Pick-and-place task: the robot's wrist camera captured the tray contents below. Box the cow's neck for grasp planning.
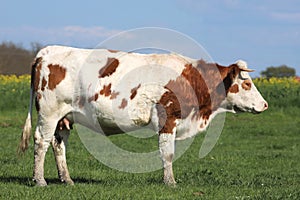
[175,100,232,140]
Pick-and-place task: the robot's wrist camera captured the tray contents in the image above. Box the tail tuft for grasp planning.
[17,114,32,155]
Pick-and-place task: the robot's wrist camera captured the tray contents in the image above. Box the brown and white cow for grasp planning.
[18,45,268,186]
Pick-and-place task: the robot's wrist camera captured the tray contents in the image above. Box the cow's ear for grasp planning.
[228,64,240,79]
[217,64,239,80]
[216,64,240,92]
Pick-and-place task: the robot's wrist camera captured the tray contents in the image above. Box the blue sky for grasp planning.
[1,0,299,76]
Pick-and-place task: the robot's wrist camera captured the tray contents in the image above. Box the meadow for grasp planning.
[0,75,299,199]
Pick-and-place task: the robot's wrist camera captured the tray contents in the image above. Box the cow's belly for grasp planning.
[74,97,155,135]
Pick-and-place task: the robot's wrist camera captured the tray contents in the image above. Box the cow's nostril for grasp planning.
[264,102,268,110]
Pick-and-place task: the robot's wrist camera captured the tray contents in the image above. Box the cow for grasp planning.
[18,45,268,186]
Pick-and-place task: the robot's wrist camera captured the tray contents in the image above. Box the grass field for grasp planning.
[0,75,300,199]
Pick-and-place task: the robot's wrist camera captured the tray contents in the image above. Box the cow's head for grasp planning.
[224,60,268,113]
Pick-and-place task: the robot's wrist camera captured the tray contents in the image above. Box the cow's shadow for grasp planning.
[0,176,104,187]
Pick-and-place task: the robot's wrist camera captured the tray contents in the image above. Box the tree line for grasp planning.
[0,41,42,75]
[261,65,296,78]
[0,41,297,77]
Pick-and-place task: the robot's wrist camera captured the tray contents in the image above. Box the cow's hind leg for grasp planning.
[51,126,74,185]
[159,133,176,185]
[33,118,57,186]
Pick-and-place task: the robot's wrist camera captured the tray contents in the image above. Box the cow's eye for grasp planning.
[242,80,252,90]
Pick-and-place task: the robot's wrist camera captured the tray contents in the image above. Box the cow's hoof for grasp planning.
[63,179,74,186]
[167,182,177,188]
[34,179,47,187]
[164,179,177,187]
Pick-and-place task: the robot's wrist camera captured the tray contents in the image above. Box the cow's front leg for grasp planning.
[159,133,176,185]
[51,128,74,185]
[33,122,56,186]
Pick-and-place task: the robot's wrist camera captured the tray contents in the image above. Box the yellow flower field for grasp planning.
[0,74,31,85]
[253,77,299,88]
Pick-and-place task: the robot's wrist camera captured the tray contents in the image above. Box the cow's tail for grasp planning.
[18,57,40,155]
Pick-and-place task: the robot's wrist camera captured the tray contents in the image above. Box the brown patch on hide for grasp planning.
[41,77,47,91]
[119,98,128,109]
[110,91,120,99]
[99,83,119,99]
[99,58,119,78]
[48,64,66,90]
[100,84,112,97]
[88,93,99,102]
[130,84,141,100]
[94,93,99,101]
[156,102,177,134]
[228,84,239,93]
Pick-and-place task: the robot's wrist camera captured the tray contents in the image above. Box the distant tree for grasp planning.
[30,42,43,56]
[0,41,43,75]
[261,65,296,78]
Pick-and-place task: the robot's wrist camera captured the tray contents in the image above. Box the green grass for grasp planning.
[0,106,299,199]
[1,77,300,199]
